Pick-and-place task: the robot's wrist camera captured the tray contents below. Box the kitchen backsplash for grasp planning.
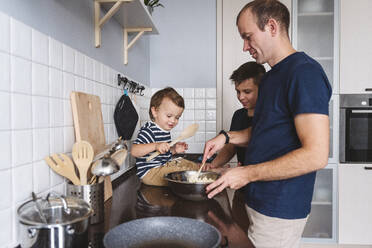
[0,12,216,247]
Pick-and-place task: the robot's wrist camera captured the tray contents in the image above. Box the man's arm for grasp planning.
[204,144,236,170]
[206,113,330,198]
[202,128,251,163]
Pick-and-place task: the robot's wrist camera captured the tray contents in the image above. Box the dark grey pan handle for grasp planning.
[364,166,372,170]
[365,88,372,91]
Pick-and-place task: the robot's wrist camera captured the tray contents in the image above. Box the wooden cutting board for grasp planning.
[70,91,112,201]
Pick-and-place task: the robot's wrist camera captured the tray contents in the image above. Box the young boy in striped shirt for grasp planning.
[131,87,199,186]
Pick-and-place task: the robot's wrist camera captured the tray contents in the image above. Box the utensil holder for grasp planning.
[66,181,104,224]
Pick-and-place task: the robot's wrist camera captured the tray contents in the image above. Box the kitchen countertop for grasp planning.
[88,165,254,248]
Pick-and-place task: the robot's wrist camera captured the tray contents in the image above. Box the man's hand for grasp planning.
[202,134,226,163]
[173,142,188,154]
[206,166,251,199]
[155,142,170,154]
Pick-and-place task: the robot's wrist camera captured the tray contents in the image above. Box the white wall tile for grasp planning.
[0,12,10,52]
[206,132,216,141]
[106,85,113,104]
[85,56,94,80]
[13,163,33,203]
[64,100,73,126]
[32,29,48,65]
[50,128,64,154]
[12,94,32,129]
[49,37,62,69]
[0,92,11,130]
[206,88,216,98]
[51,183,65,195]
[194,99,205,109]
[94,60,102,83]
[206,110,216,121]
[33,128,49,161]
[63,126,75,153]
[183,88,194,98]
[101,64,109,84]
[195,132,206,143]
[0,208,12,246]
[194,88,205,98]
[187,143,204,154]
[195,110,205,121]
[63,72,75,99]
[185,99,194,109]
[32,62,49,96]
[0,170,11,210]
[32,96,49,128]
[0,132,11,170]
[75,76,85,92]
[197,121,205,132]
[49,68,63,98]
[62,44,74,73]
[11,56,31,94]
[206,99,216,109]
[49,98,64,127]
[85,79,94,95]
[206,121,216,132]
[182,109,194,121]
[74,51,85,76]
[33,160,50,193]
[12,130,32,166]
[10,18,31,59]
[0,52,10,91]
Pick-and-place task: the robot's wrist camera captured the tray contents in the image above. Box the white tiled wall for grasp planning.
[0,12,127,247]
[0,11,217,247]
[138,88,217,153]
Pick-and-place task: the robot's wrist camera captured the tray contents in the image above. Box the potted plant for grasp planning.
[144,0,164,15]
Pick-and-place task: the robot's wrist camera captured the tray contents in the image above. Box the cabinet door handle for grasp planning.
[365,88,372,91]
[364,166,372,170]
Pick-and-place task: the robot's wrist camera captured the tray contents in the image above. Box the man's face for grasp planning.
[235,78,258,110]
[237,9,272,64]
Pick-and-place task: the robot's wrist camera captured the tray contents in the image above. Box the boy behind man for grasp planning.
[131,87,199,186]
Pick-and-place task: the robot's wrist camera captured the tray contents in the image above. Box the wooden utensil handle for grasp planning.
[146,137,182,161]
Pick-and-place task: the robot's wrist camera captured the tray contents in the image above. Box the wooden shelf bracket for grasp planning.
[94,0,133,48]
[124,27,152,64]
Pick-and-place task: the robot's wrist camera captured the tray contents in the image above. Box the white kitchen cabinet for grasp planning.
[292,0,339,94]
[302,164,337,242]
[339,164,372,245]
[339,0,372,94]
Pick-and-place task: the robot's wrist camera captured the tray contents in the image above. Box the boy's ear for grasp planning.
[150,106,157,118]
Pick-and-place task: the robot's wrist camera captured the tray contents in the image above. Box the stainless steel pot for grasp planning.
[17,193,93,248]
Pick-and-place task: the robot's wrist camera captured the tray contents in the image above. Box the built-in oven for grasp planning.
[340,94,372,163]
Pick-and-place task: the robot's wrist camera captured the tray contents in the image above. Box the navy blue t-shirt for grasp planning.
[244,52,332,219]
[229,108,252,164]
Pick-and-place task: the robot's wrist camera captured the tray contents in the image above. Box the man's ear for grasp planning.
[266,18,279,37]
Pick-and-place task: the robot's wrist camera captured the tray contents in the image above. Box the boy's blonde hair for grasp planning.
[149,87,184,121]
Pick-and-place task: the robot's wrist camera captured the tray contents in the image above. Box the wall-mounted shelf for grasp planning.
[94,0,159,64]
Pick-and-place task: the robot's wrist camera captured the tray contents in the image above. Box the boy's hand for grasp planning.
[173,142,188,154]
[155,142,170,154]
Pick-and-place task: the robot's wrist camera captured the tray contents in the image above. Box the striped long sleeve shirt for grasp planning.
[133,121,172,178]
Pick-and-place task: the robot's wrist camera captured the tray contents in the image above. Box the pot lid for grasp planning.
[17,193,92,226]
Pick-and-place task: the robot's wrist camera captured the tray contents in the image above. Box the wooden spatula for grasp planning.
[44,153,80,185]
[146,123,199,161]
[72,141,94,185]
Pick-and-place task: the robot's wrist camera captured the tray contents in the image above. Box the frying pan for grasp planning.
[103,216,221,248]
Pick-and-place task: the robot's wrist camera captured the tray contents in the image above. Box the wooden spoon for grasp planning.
[44,153,80,185]
[146,123,199,161]
[72,141,94,185]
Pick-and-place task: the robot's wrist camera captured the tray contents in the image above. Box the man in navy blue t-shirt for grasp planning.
[203,1,332,247]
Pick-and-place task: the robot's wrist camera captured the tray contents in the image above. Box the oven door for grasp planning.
[341,109,372,162]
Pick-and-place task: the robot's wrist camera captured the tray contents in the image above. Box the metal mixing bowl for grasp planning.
[164,171,219,201]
